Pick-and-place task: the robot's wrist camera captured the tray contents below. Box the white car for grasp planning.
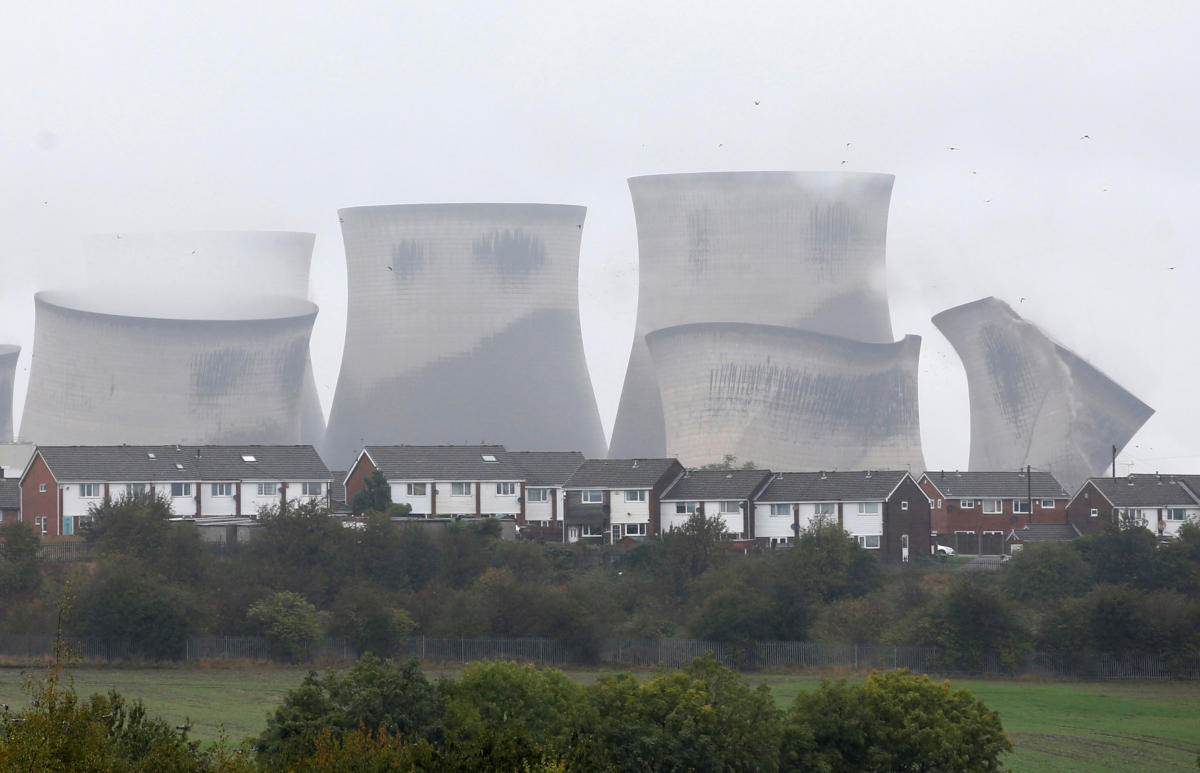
[934,544,955,556]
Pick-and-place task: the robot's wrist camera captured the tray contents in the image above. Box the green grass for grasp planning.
[3,665,1198,771]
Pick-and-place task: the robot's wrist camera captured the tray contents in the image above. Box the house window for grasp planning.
[256,483,278,497]
[901,501,909,510]
[38,483,47,493]
[1013,500,1031,514]
[983,499,1002,514]
[857,535,881,549]
[451,482,472,496]
[582,524,603,537]
[1167,508,1190,521]
[406,483,427,496]
[34,516,47,535]
[496,482,517,496]
[625,490,647,502]
[857,502,880,515]
[567,526,580,540]
[1125,508,1140,520]
[126,484,146,496]
[302,482,323,496]
[719,501,740,513]
[171,483,192,497]
[814,503,835,516]
[675,501,699,515]
[770,536,792,547]
[79,483,102,498]
[936,499,943,508]
[960,499,974,509]
[1041,499,1055,509]
[527,488,548,502]
[770,504,792,516]
[582,490,603,504]
[625,522,647,536]
[211,483,233,497]
[1090,508,1099,517]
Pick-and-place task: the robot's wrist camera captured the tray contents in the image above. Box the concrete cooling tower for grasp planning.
[0,345,17,443]
[21,292,318,446]
[609,171,897,458]
[75,231,325,443]
[932,297,1153,492]
[645,323,924,472]
[322,204,607,467]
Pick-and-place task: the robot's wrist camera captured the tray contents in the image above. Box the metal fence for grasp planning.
[37,542,93,562]
[0,633,1195,680]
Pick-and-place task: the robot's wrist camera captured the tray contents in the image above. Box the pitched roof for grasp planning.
[32,445,330,483]
[1083,475,1200,508]
[0,479,19,510]
[660,469,773,501]
[757,470,909,502]
[507,451,586,487]
[364,445,523,480]
[329,471,348,506]
[920,471,1068,498]
[1009,523,1081,542]
[564,458,682,489]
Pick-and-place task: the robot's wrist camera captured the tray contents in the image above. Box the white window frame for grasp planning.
[496,482,517,496]
[857,502,880,515]
[38,483,47,493]
[1040,499,1055,509]
[171,482,192,498]
[813,502,835,516]
[79,483,102,498]
[719,501,740,514]
[900,500,909,510]
[302,482,323,496]
[770,503,792,516]
[34,516,48,535]
[936,499,943,508]
[581,489,603,504]
[1090,508,1099,517]
[1167,508,1189,521]
[256,482,278,497]
[126,483,147,496]
[451,482,472,497]
[625,522,647,536]
[675,501,699,515]
[982,499,1002,514]
[858,535,881,549]
[406,483,427,496]
[960,499,974,509]
[1012,499,1031,514]
[526,488,549,502]
[211,483,233,497]
[625,490,647,502]
[581,523,603,537]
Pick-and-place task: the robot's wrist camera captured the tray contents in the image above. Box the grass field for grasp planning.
[2,664,1197,771]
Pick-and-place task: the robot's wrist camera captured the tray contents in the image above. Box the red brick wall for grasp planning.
[1067,481,1112,535]
[20,453,60,537]
[883,476,931,562]
[921,476,1068,540]
[342,453,377,510]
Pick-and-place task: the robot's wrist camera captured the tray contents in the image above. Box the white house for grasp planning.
[658,469,774,539]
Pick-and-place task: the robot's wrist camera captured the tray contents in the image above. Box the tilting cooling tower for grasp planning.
[21,292,318,445]
[932,297,1153,491]
[76,231,326,443]
[322,204,607,467]
[646,323,924,472]
[610,171,897,458]
[0,345,17,443]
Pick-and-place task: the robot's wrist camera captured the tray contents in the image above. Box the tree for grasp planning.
[248,499,354,604]
[904,577,1031,672]
[69,565,199,660]
[782,670,1011,772]
[1003,540,1093,601]
[256,654,442,767]
[247,591,321,662]
[327,582,416,656]
[443,661,583,753]
[660,512,731,594]
[351,470,392,516]
[0,521,43,596]
[83,490,208,585]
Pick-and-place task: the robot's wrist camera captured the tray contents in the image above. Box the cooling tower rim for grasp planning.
[337,203,587,220]
[34,290,318,323]
[645,322,920,351]
[0,344,19,357]
[627,170,896,186]
[930,296,1015,329]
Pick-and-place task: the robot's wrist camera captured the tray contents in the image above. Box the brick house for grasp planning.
[0,476,18,525]
[918,470,1070,555]
[1067,474,1200,538]
[561,458,685,543]
[753,470,931,562]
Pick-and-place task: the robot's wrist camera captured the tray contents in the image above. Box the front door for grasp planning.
[611,524,622,543]
[901,534,909,562]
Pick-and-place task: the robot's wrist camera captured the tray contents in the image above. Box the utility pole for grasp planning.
[1112,445,1117,482]
[1026,464,1033,525]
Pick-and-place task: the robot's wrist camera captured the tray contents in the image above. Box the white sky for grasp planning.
[2,0,1197,475]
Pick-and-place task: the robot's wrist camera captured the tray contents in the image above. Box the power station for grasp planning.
[0,345,18,443]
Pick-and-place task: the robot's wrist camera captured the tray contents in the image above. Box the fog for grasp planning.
[2,0,1197,474]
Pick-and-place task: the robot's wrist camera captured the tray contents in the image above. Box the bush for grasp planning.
[782,670,1011,772]
[327,583,416,656]
[69,565,198,660]
[247,590,321,662]
[0,521,43,596]
[903,578,1031,672]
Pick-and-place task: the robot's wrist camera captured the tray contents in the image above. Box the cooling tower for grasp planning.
[322,204,607,467]
[932,297,1154,492]
[0,345,17,443]
[21,292,318,445]
[610,171,897,458]
[645,323,924,472]
[74,231,326,443]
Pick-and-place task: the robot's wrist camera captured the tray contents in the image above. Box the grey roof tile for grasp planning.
[364,445,523,481]
[1010,523,1081,541]
[757,470,909,502]
[0,479,19,510]
[34,445,330,483]
[507,451,586,487]
[564,458,683,489]
[1085,475,1200,507]
[920,471,1068,498]
[660,469,773,501]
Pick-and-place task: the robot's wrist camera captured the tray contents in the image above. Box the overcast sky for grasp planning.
[2,0,1198,475]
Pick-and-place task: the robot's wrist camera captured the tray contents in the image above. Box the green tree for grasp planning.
[904,577,1031,672]
[782,670,1011,772]
[247,590,321,662]
[68,565,198,660]
[660,512,731,594]
[256,654,442,767]
[1077,527,1164,590]
[249,498,353,604]
[1003,540,1093,601]
[351,470,392,516]
[0,521,43,596]
[443,661,583,754]
[83,490,208,585]
[327,582,416,656]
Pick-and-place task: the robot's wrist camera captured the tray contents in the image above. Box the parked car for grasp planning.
[934,543,955,556]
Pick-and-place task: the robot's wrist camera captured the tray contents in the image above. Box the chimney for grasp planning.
[819,471,827,480]
[632,460,639,469]
[865,470,872,479]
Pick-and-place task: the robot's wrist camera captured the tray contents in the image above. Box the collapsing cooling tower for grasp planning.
[645,323,925,472]
[77,231,326,444]
[0,345,18,443]
[610,171,897,458]
[932,297,1154,492]
[322,204,607,467]
[20,292,318,445]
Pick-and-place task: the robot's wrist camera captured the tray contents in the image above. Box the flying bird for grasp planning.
[946,146,960,151]
[754,100,760,105]
[970,171,977,175]
[1020,297,1026,303]
[385,265,393,271]
[841,160,847,165]
[984,199,991,203]
[1080,135,1091,140]
[845,142,852,149]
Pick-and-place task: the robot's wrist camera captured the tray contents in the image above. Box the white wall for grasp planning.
[480,480,521,516]
[390,480,433,515]
[524,488,557,523]
[843,501,883,539]
[1163,509,1200,537]
[610,488,651,525]
[753,503,795,540]
[200,482,239,516]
